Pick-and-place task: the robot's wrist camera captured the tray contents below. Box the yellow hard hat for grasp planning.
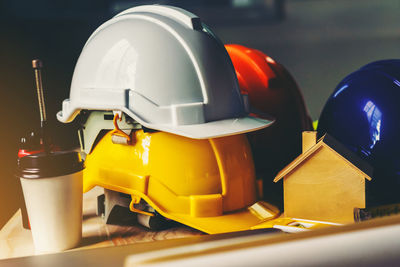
[84,129,279,234]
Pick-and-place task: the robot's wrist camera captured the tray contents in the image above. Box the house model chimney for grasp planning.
[302,131,317,153]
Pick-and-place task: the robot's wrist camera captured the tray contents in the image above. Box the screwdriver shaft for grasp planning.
[32,59,47,125]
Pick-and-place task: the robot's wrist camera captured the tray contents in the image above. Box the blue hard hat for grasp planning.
[317,60,400,207]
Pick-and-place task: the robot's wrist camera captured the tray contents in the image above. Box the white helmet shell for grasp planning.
[57,5,274,139]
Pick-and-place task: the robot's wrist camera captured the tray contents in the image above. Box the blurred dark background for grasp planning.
[1,0,400,228]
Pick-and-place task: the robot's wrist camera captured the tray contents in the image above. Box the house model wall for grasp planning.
[274,131,373,223]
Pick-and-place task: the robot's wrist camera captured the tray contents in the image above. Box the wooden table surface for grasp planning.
[0,187,202,260]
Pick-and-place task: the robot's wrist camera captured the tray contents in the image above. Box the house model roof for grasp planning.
[274,134,373,182]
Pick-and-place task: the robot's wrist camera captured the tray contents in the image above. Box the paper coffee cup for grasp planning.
[17,151,84,253]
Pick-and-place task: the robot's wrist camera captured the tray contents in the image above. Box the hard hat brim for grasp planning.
[58,101,274,139]
[124,110,275,139]
[166,204,279,234]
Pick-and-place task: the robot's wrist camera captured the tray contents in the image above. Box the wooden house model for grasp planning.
[274,131,373,223]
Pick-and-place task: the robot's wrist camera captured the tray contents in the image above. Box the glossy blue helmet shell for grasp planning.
[318,60,400,206]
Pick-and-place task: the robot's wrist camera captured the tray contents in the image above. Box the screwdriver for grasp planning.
[32,59,49,153]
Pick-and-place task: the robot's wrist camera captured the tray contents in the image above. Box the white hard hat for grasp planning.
[57,5,274,139]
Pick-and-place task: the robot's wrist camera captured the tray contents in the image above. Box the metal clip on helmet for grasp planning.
[318,60,400,207]
[58,6,277,234]
[225,44,313,209]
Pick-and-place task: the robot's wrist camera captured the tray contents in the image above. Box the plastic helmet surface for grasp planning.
[317,60,400,206]
[84,128,279,234]
[225,44,313,208]
[57,5,273,139]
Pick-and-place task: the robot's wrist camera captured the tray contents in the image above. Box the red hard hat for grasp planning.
[226,44,313,208]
